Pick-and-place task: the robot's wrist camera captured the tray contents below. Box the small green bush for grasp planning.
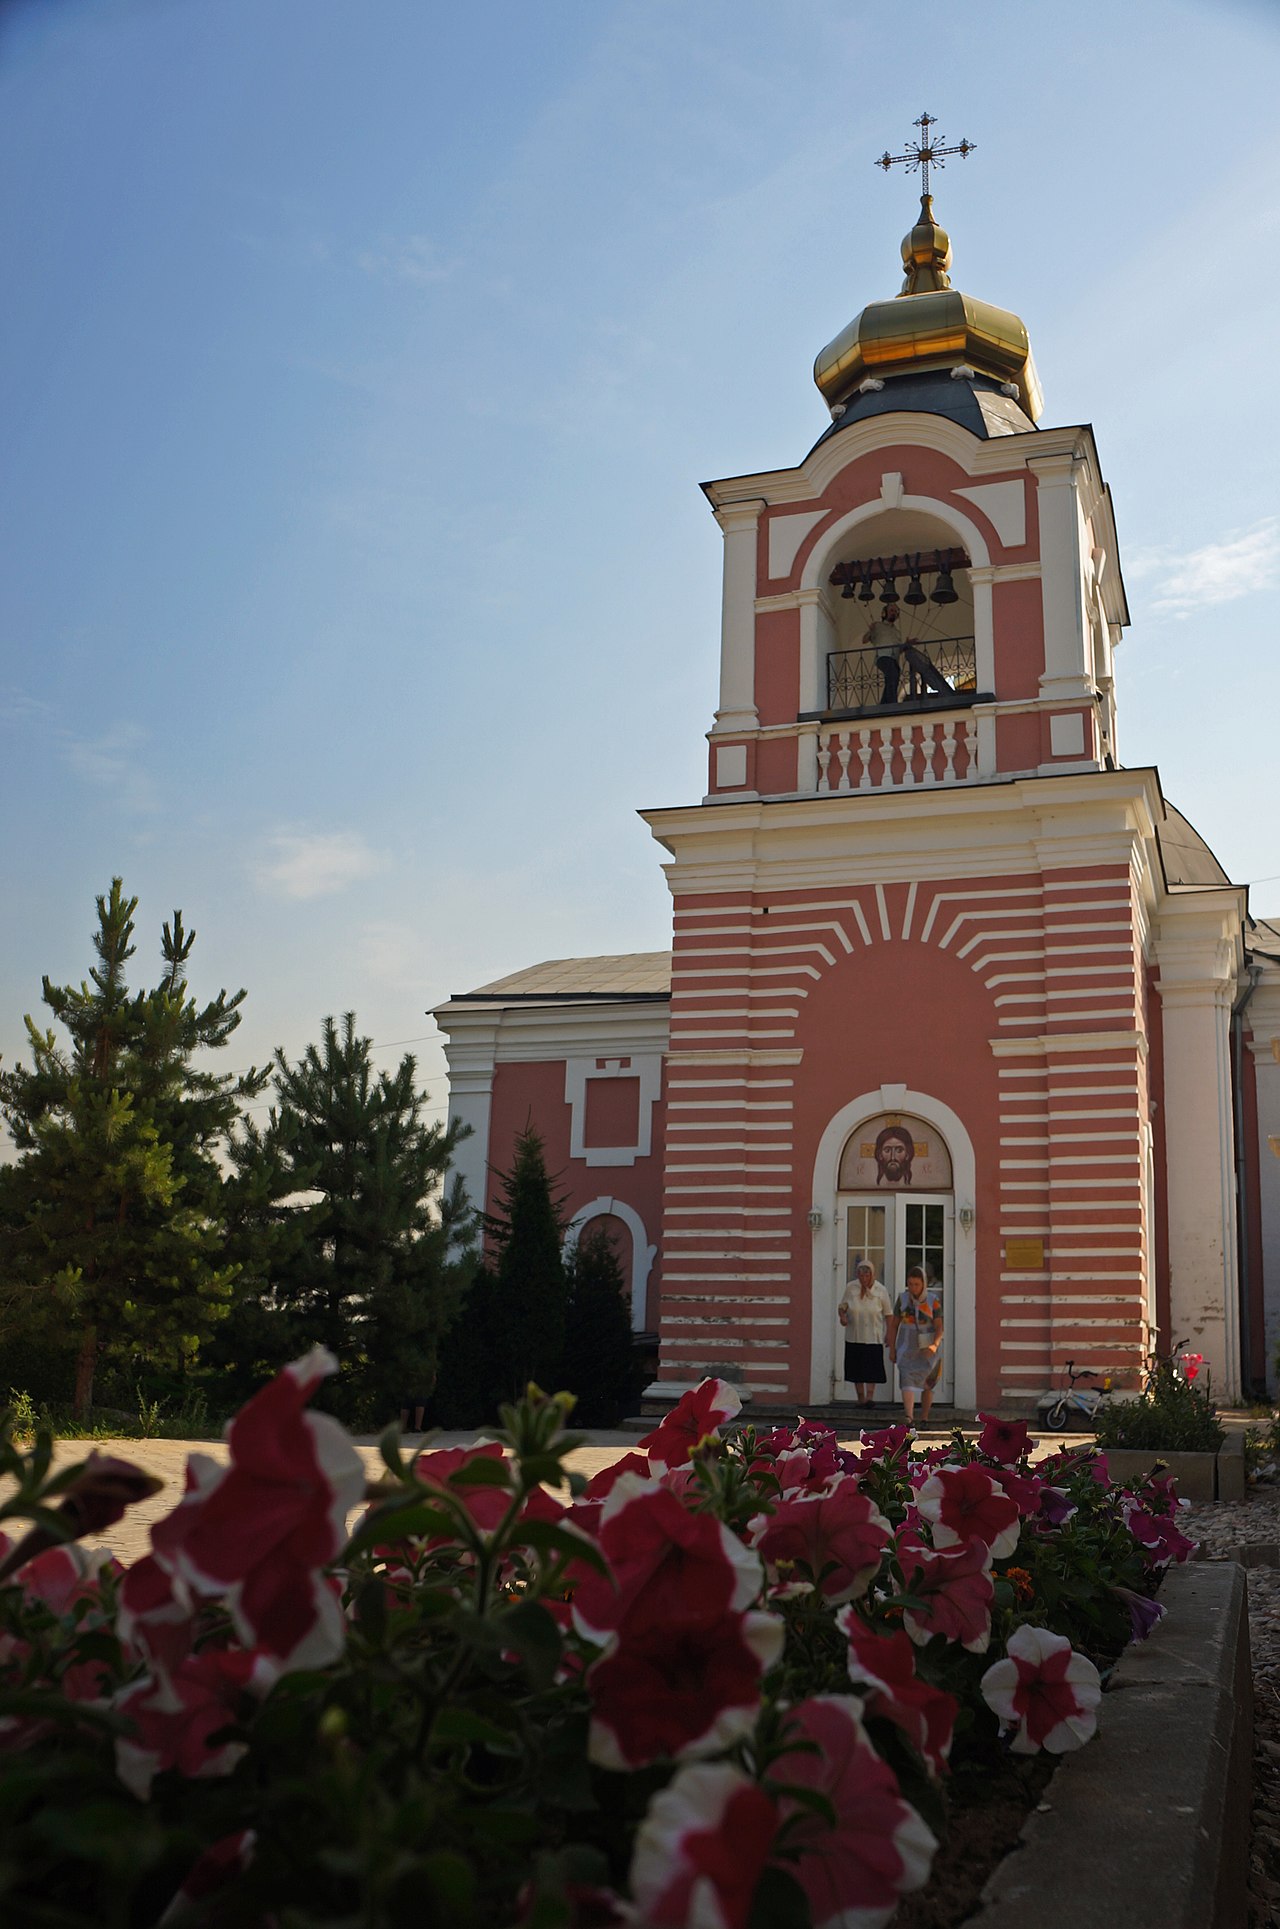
[1093,1361,1225,1453]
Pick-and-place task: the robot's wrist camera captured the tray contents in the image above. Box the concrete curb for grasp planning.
[1099,1436,1245,1502]
[971,1563,1252,1929]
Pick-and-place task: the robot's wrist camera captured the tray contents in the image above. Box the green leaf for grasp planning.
[449,1457,514,1490]
[430,1705,522,1749]
[420,1849,478,1918]
[508,1519,608,1573]
[495,1599,563,1691]
[748,1865,813,1929]
[769,1781,837,1829]
[379,1425,408,1479]
[344,1499,461,1556]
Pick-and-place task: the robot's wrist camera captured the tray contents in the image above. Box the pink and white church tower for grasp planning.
[435,172,1280,1412]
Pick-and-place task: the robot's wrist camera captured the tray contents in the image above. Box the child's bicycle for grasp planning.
[1037,1361,1112,1431]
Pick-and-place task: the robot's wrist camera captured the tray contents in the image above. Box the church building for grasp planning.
[434,133,1280,1413]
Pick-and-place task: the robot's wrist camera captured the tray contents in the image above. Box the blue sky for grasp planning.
[2,0,1278,1126]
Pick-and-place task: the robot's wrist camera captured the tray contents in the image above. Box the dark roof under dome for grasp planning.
[808,368,1037,457]
[1157,804,1232,888]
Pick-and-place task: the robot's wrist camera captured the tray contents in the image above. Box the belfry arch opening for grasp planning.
[820,508,977,716]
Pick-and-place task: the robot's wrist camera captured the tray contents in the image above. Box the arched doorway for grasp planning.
[837,1113,954,1412]
[563,1196,657,1334]
[809,1089,976,1408]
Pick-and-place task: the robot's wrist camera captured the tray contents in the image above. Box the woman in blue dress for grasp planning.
[888,1264,944,1425]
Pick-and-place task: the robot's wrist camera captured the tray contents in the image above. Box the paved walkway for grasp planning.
[1,1430,645,1568]
[5,1420,1097,1567]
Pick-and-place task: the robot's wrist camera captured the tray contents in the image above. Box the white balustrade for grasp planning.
[814,710,978,795]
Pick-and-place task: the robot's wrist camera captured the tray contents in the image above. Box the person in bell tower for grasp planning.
[866,604,952,705]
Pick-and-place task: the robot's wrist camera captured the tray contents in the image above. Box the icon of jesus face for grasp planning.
[874,1125,914,1187]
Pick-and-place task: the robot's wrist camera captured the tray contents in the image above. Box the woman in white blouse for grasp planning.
[837,1259,894,1406]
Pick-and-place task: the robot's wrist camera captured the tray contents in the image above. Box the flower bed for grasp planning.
[0,1358,1196,1927]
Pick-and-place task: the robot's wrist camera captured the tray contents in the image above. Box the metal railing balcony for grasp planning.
[826,635,978,713]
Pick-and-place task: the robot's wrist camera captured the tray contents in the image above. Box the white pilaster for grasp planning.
[795,587,829,714]
[1249,974,1280,1395]
[433,1013,501,1216]
[1027,451,1094,703]
[712,500,764,734]
[1154,900,1245,1399]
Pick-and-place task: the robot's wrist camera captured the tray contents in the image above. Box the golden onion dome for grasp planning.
[814,193,1043,422]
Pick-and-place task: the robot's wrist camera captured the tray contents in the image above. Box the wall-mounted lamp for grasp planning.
[957,1204,976,1233]
[807,1208,824,1229]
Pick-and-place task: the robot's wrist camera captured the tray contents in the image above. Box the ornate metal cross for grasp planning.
[875,112,975,195]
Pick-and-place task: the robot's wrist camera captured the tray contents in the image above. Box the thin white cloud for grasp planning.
[2,696,157,811]
[253,829,389,901]
[0,691,57,728]
[355,234,453,287]
[1132,518,1280,618]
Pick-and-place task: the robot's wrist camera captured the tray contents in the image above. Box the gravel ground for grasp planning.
[1186,1478,1280,1929]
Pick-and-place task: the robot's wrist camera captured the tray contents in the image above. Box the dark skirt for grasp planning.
[844,1341,887,1384]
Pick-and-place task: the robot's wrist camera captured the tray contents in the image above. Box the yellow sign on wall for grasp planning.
[1005,1238,1045,1270]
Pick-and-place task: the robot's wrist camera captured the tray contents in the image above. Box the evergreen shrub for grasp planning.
[1092,1360,1225,1454]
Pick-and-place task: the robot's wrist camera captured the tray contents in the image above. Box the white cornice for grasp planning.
[668,1049,806,1066]
[967,562,1043,585]
[435,1000,670,1068]
[989,1030,1148,1059]
[702,418,1097,514]
[641,771,1167,897]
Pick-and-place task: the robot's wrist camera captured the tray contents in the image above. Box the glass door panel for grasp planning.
[899,1197,952,1403]
[837,1201,890,1410]
[844,1203,887,1287]
[837,1193,954,1408]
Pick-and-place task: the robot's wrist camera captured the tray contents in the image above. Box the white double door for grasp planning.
[838,1193,953,1406]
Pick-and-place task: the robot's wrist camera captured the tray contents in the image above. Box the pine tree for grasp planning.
[224,1014,475,1427]
[559,1226,647,1426]
[483,1124,569,1405]
[0,879,268,1416]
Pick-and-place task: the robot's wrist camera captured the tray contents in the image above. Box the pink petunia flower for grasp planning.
[412,1440,512,1534]
[1123,1505,1198,1568]
[586,1609,782,1769]
[638,1379,741,1471]
[980,1623,1102,1753]
[114,1648,274,1798]
[975,1414,1034,1465]
[989,1465,1045,1518]
[770,1696,937,1928]
[749,1484,891,1604]
[630,1763,780,1929]
[9,1542,117,1617]
[151,1346,366,1672]
[117,1555,196,1678]
[915,1465,1020,1560]
[899,1534,995,1653]
[572,1476,762,1643]
[158,1829,257,1925]
[836,1611,958,1777]
[564,1452,654,1541]
[856,1423,914,1459]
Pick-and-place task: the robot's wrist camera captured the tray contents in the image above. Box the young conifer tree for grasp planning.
[559,1225,647,1426]
[225,1013,474,1427]
[0,879,268,1416]
[482,1123,569,1404]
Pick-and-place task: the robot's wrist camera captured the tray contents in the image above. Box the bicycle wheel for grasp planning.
[1045,1400,1069,1430]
